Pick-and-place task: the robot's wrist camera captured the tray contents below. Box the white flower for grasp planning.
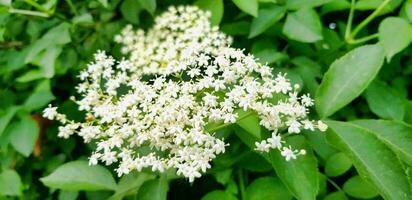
[317,120,328,132]
[267,133,282,149]
[281,147,297,161]
[43,104,58,120]
[255,140,270,152]
[44,5,325,183]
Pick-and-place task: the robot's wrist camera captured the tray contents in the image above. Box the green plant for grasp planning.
[0,0,412,199]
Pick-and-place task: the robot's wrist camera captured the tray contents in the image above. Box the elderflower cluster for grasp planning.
[114,6,232,76]
[43,5,326,182]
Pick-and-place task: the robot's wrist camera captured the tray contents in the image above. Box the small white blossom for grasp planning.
[43,104,58,120]
[44,5,325,183]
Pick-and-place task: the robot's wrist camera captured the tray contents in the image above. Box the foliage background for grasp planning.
[1,0,412,199]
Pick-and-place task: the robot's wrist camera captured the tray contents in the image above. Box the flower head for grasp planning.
[44,5,326,182]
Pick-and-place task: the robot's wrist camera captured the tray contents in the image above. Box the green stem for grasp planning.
[24,0,52,16]
[206,111,254,133]
[347,33,379,44]
[64,0,78,15]
[8,8,49,17]
[327,178,343,192]
[348,0,391,41]
[345,0,356,40]
[237,169,246,200]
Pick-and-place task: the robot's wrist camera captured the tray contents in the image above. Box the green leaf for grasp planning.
[202,190,237,200]
[232,0,258,17]
[286,0,333,10]
[108,172,155,200]
[326,120,412,199]
[138,0,156,15]
[0,170,22,196]
[58,191,79,200]
[233,125,259,149]
[282,8,323,43]
[120,0,142,24]
[269,135,318,200]
[40,160,117,191]
[236,109,261,140]
[251,39,288,64]
[195,0,224,25]
[136,177,169,200]
[291,57,322,95]
[221,21,251,36]
[378,17,412,61]
[352,120,412,166]
[324,153,352,177]
[304,130,337,161]
[365,80,405,120]
[23,80,55,111]
[315,44,385,118]
[324,191,348,200]
[321,0,351,15]
[405,100,412,124]
[401,0,412,22]
[246,176,293,200]
[249,5,285,38]
[16,70,45,83]
[343,175,378,199]
[25,23,71,78]
[235,151,272,172]
[356,0,403,14]
[0,106,17,137]
[9,116,39,157]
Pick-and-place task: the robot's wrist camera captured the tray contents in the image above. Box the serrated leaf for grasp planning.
[40,160,117,191]
[246,176,293,200]
[196,0,224,25]
[232,0,258,17]
[315,44,385,118]
[269,135,318,200]
[378,17,412,61]
[343,175,378,199]
[352,120,412,166]
[326,120,412,199]
[282,8,323,43]
[249,5,285,38]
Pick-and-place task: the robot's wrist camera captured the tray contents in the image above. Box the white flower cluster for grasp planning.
[43,5,326,182]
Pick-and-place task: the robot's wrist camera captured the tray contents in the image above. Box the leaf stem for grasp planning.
[206,111,254,133]
[347,0,391,42]
[23,0,52,16]
[345,0,356,40]
[347,33,379,44]
[327,178,343,192]
[8,8,49,17]
[237,169,246,200]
